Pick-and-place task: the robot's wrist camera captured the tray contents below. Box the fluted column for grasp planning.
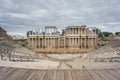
[46,38,47,47]
[66,38,69,48]
[49,38,50,47]
[33,38,35,47]
[90,38,92,47]
[51,38,53,47]
[73,38,75,47]
[91,38,92,47]
[30,38,32,47]
[68,38,69,48]
[27,36,29,46]
[31,38,32,47]
[34,37,36,48]
[42,38,43,48]
[71,38,73,48]
[47,38,49,47]
[78,38,79,48]
[53,38,54,47]
[54,38,55,47]
[75,38,76,47]
[76,38,78,47]
[51,38,52,47]
[74,38,75,47]
[71,38,73,47]
[36,37,37,49]
[69,38,71,48]
[31,38,33,47]
[73,38,75,48]
[58,37,60,48]
[88,38,89,48]
[75,38,77,47]
[78,27,80,35]
[36,36,38,48]
[70,38,71,48]
[33,37,34,48]
[78,38,80,48]
[55,38,57,48]
[92,38,93,47]
[85,38,86,48]
[64,37,66,48]
[45,38,46,48]
[28,37,30,47]
[73,38,74,47]
[50,38,51,47]
[95,38,97,47]
[75,28,77,34]
[74,28,75,34]
[38,37,40,48]
[81,38,82,48]
[71,28,73,34]
[47,38,48,48]
[73,28,75,34]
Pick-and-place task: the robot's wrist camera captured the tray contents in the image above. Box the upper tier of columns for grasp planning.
[66,27,87,35]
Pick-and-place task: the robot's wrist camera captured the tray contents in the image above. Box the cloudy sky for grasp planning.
[0,0,120,36]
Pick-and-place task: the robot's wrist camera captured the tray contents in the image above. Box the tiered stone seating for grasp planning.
[0,41,37,62]
[85,39,120,62]
[0,43,13,60]
[1,39,120,62]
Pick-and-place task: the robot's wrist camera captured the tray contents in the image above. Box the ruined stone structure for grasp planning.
[0,27,13,42]
[27,25,97,53]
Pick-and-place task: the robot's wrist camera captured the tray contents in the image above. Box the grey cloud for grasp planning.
[0,0,120,36]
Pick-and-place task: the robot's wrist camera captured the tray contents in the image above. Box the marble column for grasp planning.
[90,38,91,48]
[45,38,46,48]
[50,38,51,46]
[69,38,71,48]
[58,37,60,48]
[77,38,78,47]
[85,38,86,48]
[38,37,40,48]
[71,38,73,48]
[64,37,66,48]
[71,28,73,34]
[73,38,75,47]
[75,38,77,47]
[78,38,79,47]
[88,38,89,48]
[81,38,82,48]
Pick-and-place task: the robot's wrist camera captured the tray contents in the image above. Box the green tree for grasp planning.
[26,31,34,36]
[93,28,103,38]
[61,29,65,36]
[102,32,113,37]
[115,32,120,36]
